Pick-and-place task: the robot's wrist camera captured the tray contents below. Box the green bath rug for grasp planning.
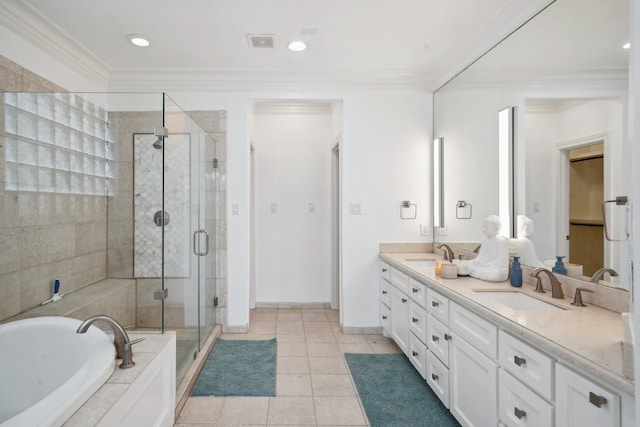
[192,338,277,397]
[345,353,460,427]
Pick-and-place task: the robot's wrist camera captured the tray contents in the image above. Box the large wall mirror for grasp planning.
[433,0,631,290]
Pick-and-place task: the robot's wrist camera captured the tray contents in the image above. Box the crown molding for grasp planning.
[0,1,110,88]
[107,68,435,93]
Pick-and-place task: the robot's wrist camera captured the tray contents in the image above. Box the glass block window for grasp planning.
[3,93,114,195]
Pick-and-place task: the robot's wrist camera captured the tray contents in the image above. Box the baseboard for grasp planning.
[255,302,331,309]
[341,326,383,335]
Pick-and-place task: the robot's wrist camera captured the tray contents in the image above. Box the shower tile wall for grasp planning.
[0,56,108,322]
[0,55,228,332]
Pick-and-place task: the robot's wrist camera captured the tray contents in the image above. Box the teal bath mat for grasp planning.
[345,353,460,427]
[192,338,277,396]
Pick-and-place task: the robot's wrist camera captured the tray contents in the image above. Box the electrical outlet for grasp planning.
[350,202,362,215]
[420,224,430,235]
[438,225,447,236]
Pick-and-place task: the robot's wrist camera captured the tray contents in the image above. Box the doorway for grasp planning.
[567,142,604,276]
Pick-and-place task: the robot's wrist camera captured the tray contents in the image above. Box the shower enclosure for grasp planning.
[0,91,219,388]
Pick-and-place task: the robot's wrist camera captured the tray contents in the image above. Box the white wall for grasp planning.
[252,107,334,303]
[124,89,433,330]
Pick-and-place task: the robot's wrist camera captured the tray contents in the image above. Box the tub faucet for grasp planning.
[590,267,618,283]
[76,315,141,369]
[531,268,564,299]
[438,244,455,261]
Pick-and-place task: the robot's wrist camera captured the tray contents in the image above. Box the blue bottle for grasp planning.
[510,256,522,287]
[552,256,567,275]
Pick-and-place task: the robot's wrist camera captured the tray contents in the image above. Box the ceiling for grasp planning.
[1,0,554,91]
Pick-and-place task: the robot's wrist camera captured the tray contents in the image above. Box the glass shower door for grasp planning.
[163,96,216,387]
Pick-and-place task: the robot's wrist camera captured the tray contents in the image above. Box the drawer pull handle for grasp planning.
[444,333,452,341]
[382,315,387,320]
[402,298,408,303]
[382,268,388,272]
[382,290,388,294]
[589,392,607,408]
[432,335,439,342]
[412,317,419,323]
[514,355,526,366]
[412,350,419,357]
[431,301,439,307]
[514,407,526,419]
[431,373,439,381]
[412,288,419,293]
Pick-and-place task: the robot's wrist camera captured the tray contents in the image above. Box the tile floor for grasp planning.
[174,307,401,426]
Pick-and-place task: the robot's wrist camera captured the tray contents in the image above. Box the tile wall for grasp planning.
[0,55,228,331]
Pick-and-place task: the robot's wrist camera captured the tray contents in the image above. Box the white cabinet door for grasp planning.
[390,285,410,354]
[450,333,498,427]
[556,364,620,427]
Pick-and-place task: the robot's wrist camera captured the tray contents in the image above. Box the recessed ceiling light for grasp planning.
[287,41,307,52]
[128,35,150,47]
[623,42,631,49]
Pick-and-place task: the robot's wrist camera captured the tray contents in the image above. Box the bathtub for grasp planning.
[0,316,116,427]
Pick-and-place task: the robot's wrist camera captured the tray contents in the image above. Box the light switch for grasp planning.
[350,202,362,215]
[308,202,316,213]
[271,202,278,213]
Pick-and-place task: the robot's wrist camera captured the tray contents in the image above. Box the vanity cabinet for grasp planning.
[378,256,634,427]
[556,363,621,427]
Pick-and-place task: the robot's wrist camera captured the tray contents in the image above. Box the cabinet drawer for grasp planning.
[499,369,554,427]
[409,332,427,379]
[380,261,391,281]
[409,300,427,344]
[389,266,409,294]
[426,288,449,324]
[427,350,450,408]
[499,331,554,401]
[380,303,390,337]
[427,314,450,367]
[380,278,391,307]
[408,277,427,308]
[450,302,497,359]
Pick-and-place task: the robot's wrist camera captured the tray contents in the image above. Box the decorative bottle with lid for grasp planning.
[552,256,567,275]
[510,256,522,287]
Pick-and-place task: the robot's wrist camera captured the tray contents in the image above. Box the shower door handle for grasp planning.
[193,229,210,256]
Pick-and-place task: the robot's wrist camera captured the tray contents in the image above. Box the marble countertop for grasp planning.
[379,251,634,395]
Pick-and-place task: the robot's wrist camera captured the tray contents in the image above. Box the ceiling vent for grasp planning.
[246,34,275,48]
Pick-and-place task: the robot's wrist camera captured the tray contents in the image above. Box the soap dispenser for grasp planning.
[510,256,522,287]
[552,256,567,275]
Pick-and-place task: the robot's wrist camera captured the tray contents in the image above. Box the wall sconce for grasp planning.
[433,137,444,228]
[498,107,515,238]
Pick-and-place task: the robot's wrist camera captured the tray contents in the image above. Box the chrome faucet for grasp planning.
[531,268,564,299]
[590,267,618,284]
[438,244,455,261]
[76,314,142,369]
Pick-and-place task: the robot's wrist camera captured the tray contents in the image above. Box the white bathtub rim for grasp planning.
[0,316,116,427]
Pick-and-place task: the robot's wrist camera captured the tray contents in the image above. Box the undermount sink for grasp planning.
[473,290,565,311]
[404,259,436,268]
